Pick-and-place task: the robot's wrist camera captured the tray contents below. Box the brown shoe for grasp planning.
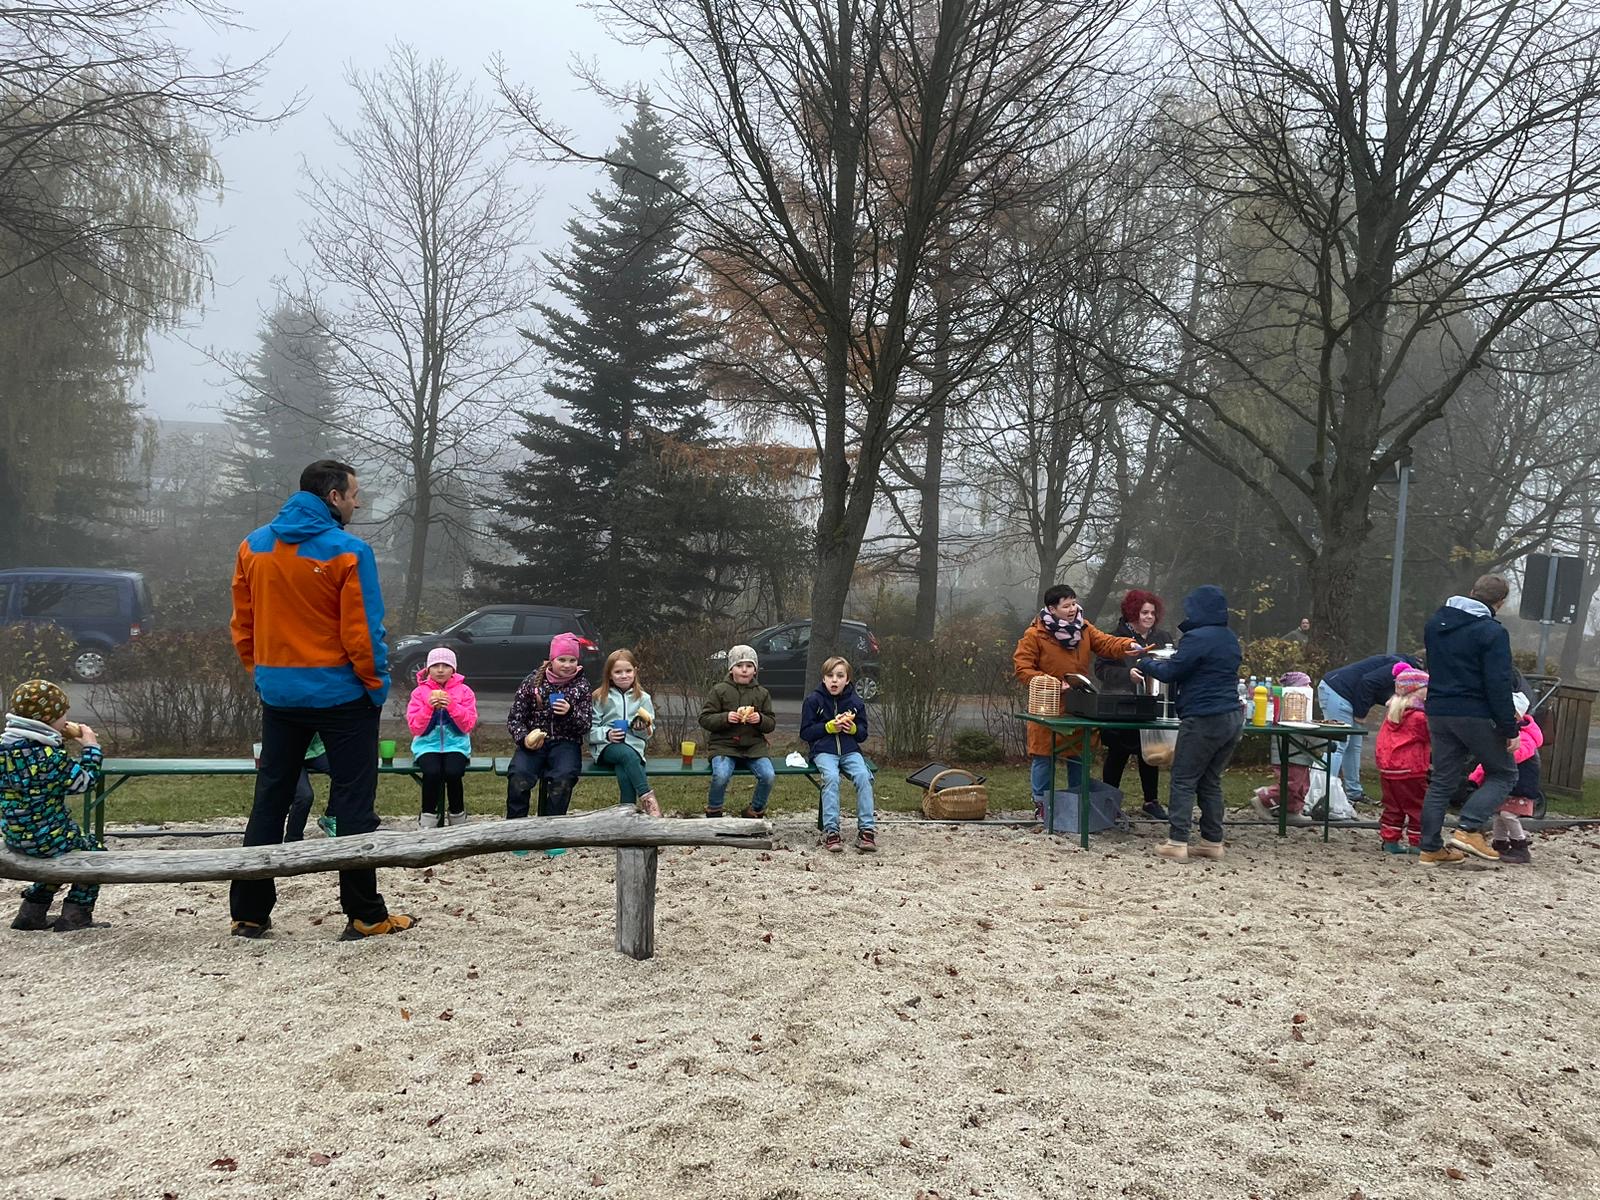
[1449,830,1501,861]
[1154,840,1188,861]
[1190,839,1225,860]
[1419,846,1467,866]
[338,913,417,941]
[740,805,766,820]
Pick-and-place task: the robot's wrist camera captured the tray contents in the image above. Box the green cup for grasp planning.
[379,738,397,765]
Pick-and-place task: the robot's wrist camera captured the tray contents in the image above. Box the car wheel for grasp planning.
[856,673,880,701]
[72,646,109,682]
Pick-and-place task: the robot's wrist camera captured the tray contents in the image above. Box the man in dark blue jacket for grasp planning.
[1317,652,1421,803]
[1418,574,1519,865]
[1138,586,1242,862]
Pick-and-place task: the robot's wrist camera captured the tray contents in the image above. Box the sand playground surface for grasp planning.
[3,816,1600,1200]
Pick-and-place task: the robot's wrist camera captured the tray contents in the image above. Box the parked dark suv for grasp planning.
[0,568,153,681]
[719,619,881,698]
[390,605,604,689]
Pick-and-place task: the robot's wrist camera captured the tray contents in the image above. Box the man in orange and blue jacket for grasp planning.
[228,459,415,942]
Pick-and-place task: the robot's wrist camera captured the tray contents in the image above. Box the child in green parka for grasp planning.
[698,644,777,818]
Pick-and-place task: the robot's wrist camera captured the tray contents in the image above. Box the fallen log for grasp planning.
[0,809,769,884]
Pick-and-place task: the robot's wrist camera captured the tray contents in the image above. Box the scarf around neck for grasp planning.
[1039,608,1085,650]
[1,713,64,748]
[543,660,581,689]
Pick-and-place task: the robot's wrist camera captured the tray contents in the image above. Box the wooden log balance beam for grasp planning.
[0,810,773,960]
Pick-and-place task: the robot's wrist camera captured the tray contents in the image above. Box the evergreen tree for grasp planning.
[491,97,732,640]
[221,304,345,525]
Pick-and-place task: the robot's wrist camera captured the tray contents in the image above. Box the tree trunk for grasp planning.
[402,460,432,633]
[912,277,952,640]
[1083,522,1129,628]
[913,399,946,640]
[1306,537,1365,663]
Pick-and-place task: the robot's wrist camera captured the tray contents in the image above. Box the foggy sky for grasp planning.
[140,0,664,421]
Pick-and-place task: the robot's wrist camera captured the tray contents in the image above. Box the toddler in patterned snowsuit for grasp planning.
[2,679,105,931]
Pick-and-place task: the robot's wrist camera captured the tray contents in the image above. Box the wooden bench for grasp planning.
[82,756,500,841]
[500,754,877,828]
[0,809,770,960]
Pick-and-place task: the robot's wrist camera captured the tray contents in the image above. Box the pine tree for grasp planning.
[221,304,345,525]
[491,97,732,640]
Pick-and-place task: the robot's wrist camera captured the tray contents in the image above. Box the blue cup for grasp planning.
[549,692,565,708]
[611,719,629,733]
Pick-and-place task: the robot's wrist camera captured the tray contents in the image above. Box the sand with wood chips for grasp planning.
[3,818,1600,1199]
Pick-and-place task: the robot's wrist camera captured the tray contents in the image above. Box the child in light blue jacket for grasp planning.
[587,649,660,817]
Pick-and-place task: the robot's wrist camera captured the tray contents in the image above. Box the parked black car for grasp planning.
[390,606,604,689]
[716,619,881,699]
[0,567,154,681]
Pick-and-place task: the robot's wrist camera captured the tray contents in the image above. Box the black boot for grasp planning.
[11,898,52,931]
[52,901,107,931]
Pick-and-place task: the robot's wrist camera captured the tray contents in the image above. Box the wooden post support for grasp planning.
[614,847,659,961]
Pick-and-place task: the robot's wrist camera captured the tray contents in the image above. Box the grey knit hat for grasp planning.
[727,644,758,671]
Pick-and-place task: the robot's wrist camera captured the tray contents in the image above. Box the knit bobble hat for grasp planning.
[727,644,758,671]
[1393,667,1429,696]
[9,678,69,725]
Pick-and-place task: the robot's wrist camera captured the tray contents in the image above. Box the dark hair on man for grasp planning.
[1470,573,1510,606]
[300,460,356,499]
[1042,585,1077,607]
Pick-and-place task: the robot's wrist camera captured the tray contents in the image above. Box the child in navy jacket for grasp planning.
[799,657,876,853]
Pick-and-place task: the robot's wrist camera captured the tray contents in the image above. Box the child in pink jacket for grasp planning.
[1471,692,1542,865]
[405,647,479,829]
[1374,665,1430,854]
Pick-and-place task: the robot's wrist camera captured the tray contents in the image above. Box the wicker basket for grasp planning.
[921,768,989,820]
[1027,675,1062,717]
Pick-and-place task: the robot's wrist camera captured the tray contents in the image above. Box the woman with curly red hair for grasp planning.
[1095,589,1175,821]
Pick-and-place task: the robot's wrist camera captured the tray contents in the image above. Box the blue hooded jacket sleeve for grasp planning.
[1137,586,1241,718]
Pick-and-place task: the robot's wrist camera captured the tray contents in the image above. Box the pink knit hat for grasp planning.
[1394,667,1429,696]
[550,632,582,660]
[426,646,456,670]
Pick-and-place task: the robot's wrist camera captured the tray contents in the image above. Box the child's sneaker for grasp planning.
[1381,840,1407,856]
[857,829,877,853]
[1249,788,1275,820]
[704,807,725,818]
[316,815,338,838]
[1500,839,1532,865]
[823,830,844,853]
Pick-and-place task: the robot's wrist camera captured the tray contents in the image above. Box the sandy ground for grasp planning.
[3,816,1600,1200]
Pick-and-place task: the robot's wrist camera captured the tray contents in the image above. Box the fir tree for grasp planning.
[221,304,344,525]
[491,97,731,640]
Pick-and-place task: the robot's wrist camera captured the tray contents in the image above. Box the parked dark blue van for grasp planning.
[0,568,153,681]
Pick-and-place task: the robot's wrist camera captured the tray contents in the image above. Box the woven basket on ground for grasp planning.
[921,768,989,820]
[1027,675,1062,717]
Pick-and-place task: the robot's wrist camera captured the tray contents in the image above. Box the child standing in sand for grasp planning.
[2,679,106,931]
[1375,665,1430,854]
[1471,692,1542,866]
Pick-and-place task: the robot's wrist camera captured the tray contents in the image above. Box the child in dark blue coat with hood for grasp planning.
[1136,585,1243,862]
[799,656,876,853]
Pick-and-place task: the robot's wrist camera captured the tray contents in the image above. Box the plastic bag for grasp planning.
[1140,726,1177,768]
[1304,769,1357,821]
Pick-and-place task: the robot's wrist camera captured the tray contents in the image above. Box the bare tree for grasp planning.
[295,44,535,631]
[1101,0,1600,656]
[0,1,280,308]
[502,0,1133,675]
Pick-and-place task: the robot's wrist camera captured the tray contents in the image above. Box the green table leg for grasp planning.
[1278,734,1290,838]
[1323,742,1335,842]
[1079,728,1093,851]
